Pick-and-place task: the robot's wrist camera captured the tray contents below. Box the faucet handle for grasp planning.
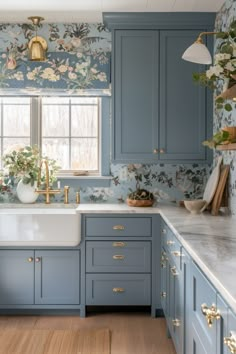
[76,191,80,204]
[64,186,70,204]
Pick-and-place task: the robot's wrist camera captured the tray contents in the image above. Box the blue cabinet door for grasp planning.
[35,250,80,305]
[0,250,34,305]
[113,30,159,162]
[186,261,217,354]
[159,30,210,162]
[217,294,229,354]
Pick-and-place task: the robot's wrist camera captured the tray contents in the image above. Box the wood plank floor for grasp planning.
[0,312,176,354]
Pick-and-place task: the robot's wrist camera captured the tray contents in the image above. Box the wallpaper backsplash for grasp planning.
[0,21,210,205]
[215,0,236,215]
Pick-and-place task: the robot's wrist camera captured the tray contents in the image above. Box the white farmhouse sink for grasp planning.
[0,204,81,246]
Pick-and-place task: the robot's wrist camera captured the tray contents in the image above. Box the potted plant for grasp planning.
[2,144,60,203]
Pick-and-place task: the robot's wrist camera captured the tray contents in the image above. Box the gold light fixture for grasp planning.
[28,16,47,61]
[182,31,221,65]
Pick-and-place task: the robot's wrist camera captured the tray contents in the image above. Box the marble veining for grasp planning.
[75,203,236,313]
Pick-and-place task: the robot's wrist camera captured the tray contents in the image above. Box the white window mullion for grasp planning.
[31,97,41,147]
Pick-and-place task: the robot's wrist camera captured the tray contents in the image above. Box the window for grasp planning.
[0,97,31,168]
[0,96,102,175]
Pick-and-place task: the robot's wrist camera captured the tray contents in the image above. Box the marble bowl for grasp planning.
[183,199,207,214]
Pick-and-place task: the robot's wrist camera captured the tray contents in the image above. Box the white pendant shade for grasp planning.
[182,42,212,65]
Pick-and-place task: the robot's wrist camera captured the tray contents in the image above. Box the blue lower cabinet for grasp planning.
[86,241,151,273]
[217,294,229,354]
[186,261,218,354]
[224,308,236,354]
[35,250,80,305]
[160,248,168,315]
[85,216,152,237]
[86,274,151,305]
[0,250,34,305]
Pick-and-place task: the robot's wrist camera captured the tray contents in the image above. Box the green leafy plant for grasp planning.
[2,145,60,186]
[202,130,236,149]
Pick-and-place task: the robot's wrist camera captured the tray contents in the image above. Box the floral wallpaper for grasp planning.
[0,162,209,205]
[215,0,236,215]
[0,23,110,91]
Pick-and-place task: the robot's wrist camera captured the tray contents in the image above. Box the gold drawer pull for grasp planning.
[113,287,125,293]
[113,225,125,230]
[113,255,125,260]
[170,266,178,276]
[224,331,236,353]
[172,319,181,327]
[172,251,181,257]
[112,242,126,247]
[27,257,34,263]
[167,240,175,245]
[201,303,221,327]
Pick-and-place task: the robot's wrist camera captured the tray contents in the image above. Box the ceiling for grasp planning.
[0,0,225,23]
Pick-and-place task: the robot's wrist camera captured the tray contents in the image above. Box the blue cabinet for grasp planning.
[35,250,80,305]
[160,31,209,162]
[84,214,160,314]
[109,23,213,163]
[0,249,81,308]
[113,30,159,162]
[161,220,186,354]
[0,250,34,305]
[186,260,219,354]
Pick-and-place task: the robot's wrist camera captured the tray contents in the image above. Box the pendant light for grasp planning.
[28,16,47,61]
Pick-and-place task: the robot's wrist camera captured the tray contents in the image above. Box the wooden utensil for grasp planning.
[211,165,230,216]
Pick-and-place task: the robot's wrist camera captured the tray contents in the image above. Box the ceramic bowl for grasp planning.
[183,199,207,214]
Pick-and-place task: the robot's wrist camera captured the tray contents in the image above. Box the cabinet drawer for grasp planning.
[85,217,152,237]
[86,241,151,273]
[161,221,181,270]
[86,274,151,305]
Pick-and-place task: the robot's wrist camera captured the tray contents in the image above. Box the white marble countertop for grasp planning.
[76,203,236,314]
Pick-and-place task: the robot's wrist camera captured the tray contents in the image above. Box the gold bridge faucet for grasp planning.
[35,159,61,204]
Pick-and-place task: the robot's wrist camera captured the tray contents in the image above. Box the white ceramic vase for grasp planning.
[16,179,38,204]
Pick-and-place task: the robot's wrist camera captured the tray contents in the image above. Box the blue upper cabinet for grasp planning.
[113,30,159,162]
[159,30,210,162]
[103,12,215,164]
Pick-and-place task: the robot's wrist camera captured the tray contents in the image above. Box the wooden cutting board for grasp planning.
[211,165,230,216]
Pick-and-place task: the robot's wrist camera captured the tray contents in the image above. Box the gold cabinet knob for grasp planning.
[160,148,165,154]
[170,266,178,276]
[224,331,236,353]
[27,257,34,263]
[113,255,125,260]
[113,287,125,293]
[161,291,167,298]
[113,225,125,230]
[201,303,221,327]
[171,251,181,257]
[35,257,41,263]
[112,242,126,247]
[153,148,159,154]
[172,319,181,327]
[162,228,167,234]
[167,240,175,245]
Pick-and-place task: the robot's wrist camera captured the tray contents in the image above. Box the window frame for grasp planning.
[0,95,111,179]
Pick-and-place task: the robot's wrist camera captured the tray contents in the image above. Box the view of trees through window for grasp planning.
[0,96,100,173]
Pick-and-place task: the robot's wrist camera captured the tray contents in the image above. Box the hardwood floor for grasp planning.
[0,311,176,354]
